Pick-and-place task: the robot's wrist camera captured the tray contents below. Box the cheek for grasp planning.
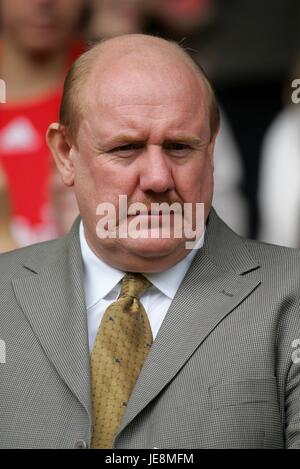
[173,158,213,201]
[75,154,138,205]
[58,4,81,28]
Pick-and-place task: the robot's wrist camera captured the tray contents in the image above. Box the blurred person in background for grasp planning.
[88,0,144,40]
[200,0,300,239]
[0,162,18,252]
[0,0,86,247]
[258,67,300,248]
[145,0,248,236]
[212,111,248,236]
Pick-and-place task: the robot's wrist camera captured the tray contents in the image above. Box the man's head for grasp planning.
[47,34,220,272]
[0,0,86,54]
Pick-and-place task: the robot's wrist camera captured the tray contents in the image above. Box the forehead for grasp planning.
[81,50,208,131]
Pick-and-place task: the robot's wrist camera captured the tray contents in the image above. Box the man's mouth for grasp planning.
[127,209,180,217]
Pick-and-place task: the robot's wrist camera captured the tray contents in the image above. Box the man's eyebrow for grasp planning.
[100,134,146,148]
[163,135,206,146]
[98,134,207,149]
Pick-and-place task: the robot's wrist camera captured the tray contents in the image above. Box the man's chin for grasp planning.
[119,236,186,259]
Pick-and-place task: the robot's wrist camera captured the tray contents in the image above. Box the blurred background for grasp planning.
[1,0,300,253]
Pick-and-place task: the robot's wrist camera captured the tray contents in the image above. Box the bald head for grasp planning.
[48,33,218,272]
[60,34,220,142]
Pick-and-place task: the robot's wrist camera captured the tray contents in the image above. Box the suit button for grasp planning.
[74,440,88,449]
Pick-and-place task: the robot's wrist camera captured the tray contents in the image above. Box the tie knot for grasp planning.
[120,273,151,300]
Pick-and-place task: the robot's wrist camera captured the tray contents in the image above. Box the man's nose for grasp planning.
[139,146,175,193]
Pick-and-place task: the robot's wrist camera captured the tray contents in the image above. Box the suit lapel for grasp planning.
[12,217,92,423]
[116,209,261,439]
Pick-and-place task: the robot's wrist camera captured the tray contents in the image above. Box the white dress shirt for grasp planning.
[79,222,205,352]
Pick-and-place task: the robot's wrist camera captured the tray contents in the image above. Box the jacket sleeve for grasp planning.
[277,294,300,448]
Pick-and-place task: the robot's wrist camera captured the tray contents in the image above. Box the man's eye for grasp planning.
[110,143,143,153]
[164,142,192,152]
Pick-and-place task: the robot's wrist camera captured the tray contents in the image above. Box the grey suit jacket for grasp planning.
[0,208,300,449]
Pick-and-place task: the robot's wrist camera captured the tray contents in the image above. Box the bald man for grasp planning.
[0,35,300,449]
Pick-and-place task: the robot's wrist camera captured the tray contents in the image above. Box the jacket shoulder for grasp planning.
[243,237,300,290]
[244,237,300,266]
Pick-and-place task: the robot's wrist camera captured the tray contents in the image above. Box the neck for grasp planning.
[0,36,68,102]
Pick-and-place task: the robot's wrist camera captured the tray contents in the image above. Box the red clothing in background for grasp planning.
[0,43,84,246]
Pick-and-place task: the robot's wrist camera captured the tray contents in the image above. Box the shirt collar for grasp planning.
[79,221,205,307]
[145,233,205,299]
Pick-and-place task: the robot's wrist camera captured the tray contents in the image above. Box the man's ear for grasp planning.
[46,123,76,187]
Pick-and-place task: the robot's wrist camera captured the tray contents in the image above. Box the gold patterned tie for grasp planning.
[90,273,153,448]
